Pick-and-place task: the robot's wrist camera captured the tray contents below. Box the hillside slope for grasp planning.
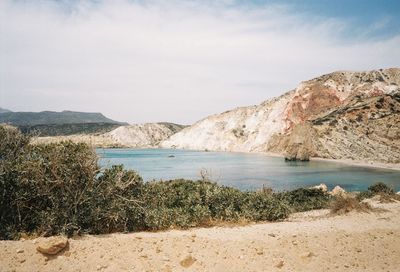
[34,123,186,148]
[161,68,400,163]
[0,107,12,113]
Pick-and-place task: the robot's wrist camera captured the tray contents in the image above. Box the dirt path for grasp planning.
[1,200,399,272]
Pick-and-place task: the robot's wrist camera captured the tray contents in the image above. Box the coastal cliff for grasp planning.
[161,68,400,163]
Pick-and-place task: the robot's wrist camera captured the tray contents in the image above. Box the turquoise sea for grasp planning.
[97,148,400,192]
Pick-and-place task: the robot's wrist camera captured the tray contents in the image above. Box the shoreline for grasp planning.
[311,157,400,171]
[35,136,400,172]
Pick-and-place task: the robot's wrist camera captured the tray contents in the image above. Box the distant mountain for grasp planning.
[0,110,128,136]
[0,107,12,113]
[0,110,126,126]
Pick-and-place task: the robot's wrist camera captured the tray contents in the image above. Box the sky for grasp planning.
[1,0,399,124]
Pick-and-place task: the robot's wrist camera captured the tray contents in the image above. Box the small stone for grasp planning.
[268,233,276,237]
[301,252,314,258]
[16,249,24,253]
[36,236,68,255]
[239,255,244,259]
[19,259,26,263]
[156,247,162,253]
[140,254,148,258]
[292,241,298,246]
[256,248,264,255]
[275,260,284,269]
[180,255,196,268]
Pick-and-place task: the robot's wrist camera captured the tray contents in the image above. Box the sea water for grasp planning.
[97,148,400,191]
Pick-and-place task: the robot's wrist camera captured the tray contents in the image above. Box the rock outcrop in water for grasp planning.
[162,68,400,163]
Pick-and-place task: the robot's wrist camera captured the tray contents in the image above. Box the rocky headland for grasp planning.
[161,68,400,165]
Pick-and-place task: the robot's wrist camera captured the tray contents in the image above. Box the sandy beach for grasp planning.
[311,157,400,172]
[1,199,399,272]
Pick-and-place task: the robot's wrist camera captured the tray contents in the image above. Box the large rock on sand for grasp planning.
[36,236,68,255]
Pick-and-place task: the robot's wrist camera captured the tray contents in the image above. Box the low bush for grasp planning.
[330,196,372,215]
[0,126,144,239]
[368,182,394,195]
[357,182,397,202]
[139,180,290,230]
[275,188,331,212]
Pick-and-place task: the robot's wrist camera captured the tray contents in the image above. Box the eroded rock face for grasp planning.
[162,68,400,163]
[105,123,186,147]
[34,123,186,148]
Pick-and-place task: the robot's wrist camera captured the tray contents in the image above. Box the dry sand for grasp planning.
[1,199,399,272]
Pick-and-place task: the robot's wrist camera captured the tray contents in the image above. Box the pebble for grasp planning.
[275,260,284,269]
[16,249,24,254]
[180,255,197,268]
[301,252,314,258]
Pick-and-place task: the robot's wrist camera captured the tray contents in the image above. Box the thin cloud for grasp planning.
[1,0,399,124]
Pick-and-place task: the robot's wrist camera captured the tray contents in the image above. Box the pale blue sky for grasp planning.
[1,0,399,124]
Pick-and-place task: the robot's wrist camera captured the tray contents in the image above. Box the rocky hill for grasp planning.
[34,123,187,148]
[161,68,400,163]
[0,110,125,126]
[0,107,12,113]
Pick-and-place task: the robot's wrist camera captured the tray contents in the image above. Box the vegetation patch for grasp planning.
[357,182,399,203]
[275,188,331,212]
[330,197,372,215]
[0,125,397,240]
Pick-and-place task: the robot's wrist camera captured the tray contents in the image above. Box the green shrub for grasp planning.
[0,126,144,239]
[243,192,290,221]
[357,182,396,201]
[137,180,291,230]
[276,188,331,212]
[367,182,394,195]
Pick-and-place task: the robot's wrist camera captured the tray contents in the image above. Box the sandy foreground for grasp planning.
[1,200,400,272]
